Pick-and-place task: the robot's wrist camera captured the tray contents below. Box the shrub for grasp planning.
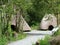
[54,28,60,36]
[40,35,51,45]
[33,35,51,45]
[0,35,8,45]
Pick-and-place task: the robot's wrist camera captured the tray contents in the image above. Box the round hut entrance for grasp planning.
[11,25,18,32]
[48,25,54,30]
[11,25,16,31]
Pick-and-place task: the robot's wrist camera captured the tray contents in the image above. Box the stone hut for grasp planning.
[40,14,57,30]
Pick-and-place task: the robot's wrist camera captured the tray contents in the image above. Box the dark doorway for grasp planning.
[48,25,54,30]
[11,25,18,32]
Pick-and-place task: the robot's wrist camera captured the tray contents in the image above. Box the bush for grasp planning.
[54,28,60,36]
[31,22,40,30]
[33,35,51,45]
[0,35,8,45]
[40,35,51,45]
[0,22,27,45]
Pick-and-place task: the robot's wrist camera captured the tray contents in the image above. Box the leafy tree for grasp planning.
[27,0,60,26]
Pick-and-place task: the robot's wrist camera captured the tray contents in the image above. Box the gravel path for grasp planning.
[8,35,45,45]
[8,27,59,45]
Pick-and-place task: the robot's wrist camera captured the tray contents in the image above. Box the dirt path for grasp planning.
[8,27,59,45]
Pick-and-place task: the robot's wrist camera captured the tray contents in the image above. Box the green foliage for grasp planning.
[39,35,51,45]
[27,0,60,26]
[9,33,27,41]
[0,0,60,45]
[54,28,60,36]
[36,0,57,13]
[0,35,8,45]
[0,33,26,45]
[0,0,8,5]
[33,35,51,45]
[16,33,27,40]
[31,22,39,30]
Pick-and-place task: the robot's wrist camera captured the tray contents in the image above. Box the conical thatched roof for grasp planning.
[11,15,31,31]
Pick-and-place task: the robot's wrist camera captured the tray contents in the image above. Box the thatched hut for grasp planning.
[40,14,57,30]
[11,15,31,32]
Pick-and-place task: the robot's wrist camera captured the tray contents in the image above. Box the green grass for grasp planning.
[0,35,8,45]
[33,28,60,45]
[10,33,27,41]
[39,35,51,45]
[0,22,27,45]
[31,25,39,30]
[33,35,51,45]
[54,28,60,36]
[31,23,40,30]
[0,33,27,45]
